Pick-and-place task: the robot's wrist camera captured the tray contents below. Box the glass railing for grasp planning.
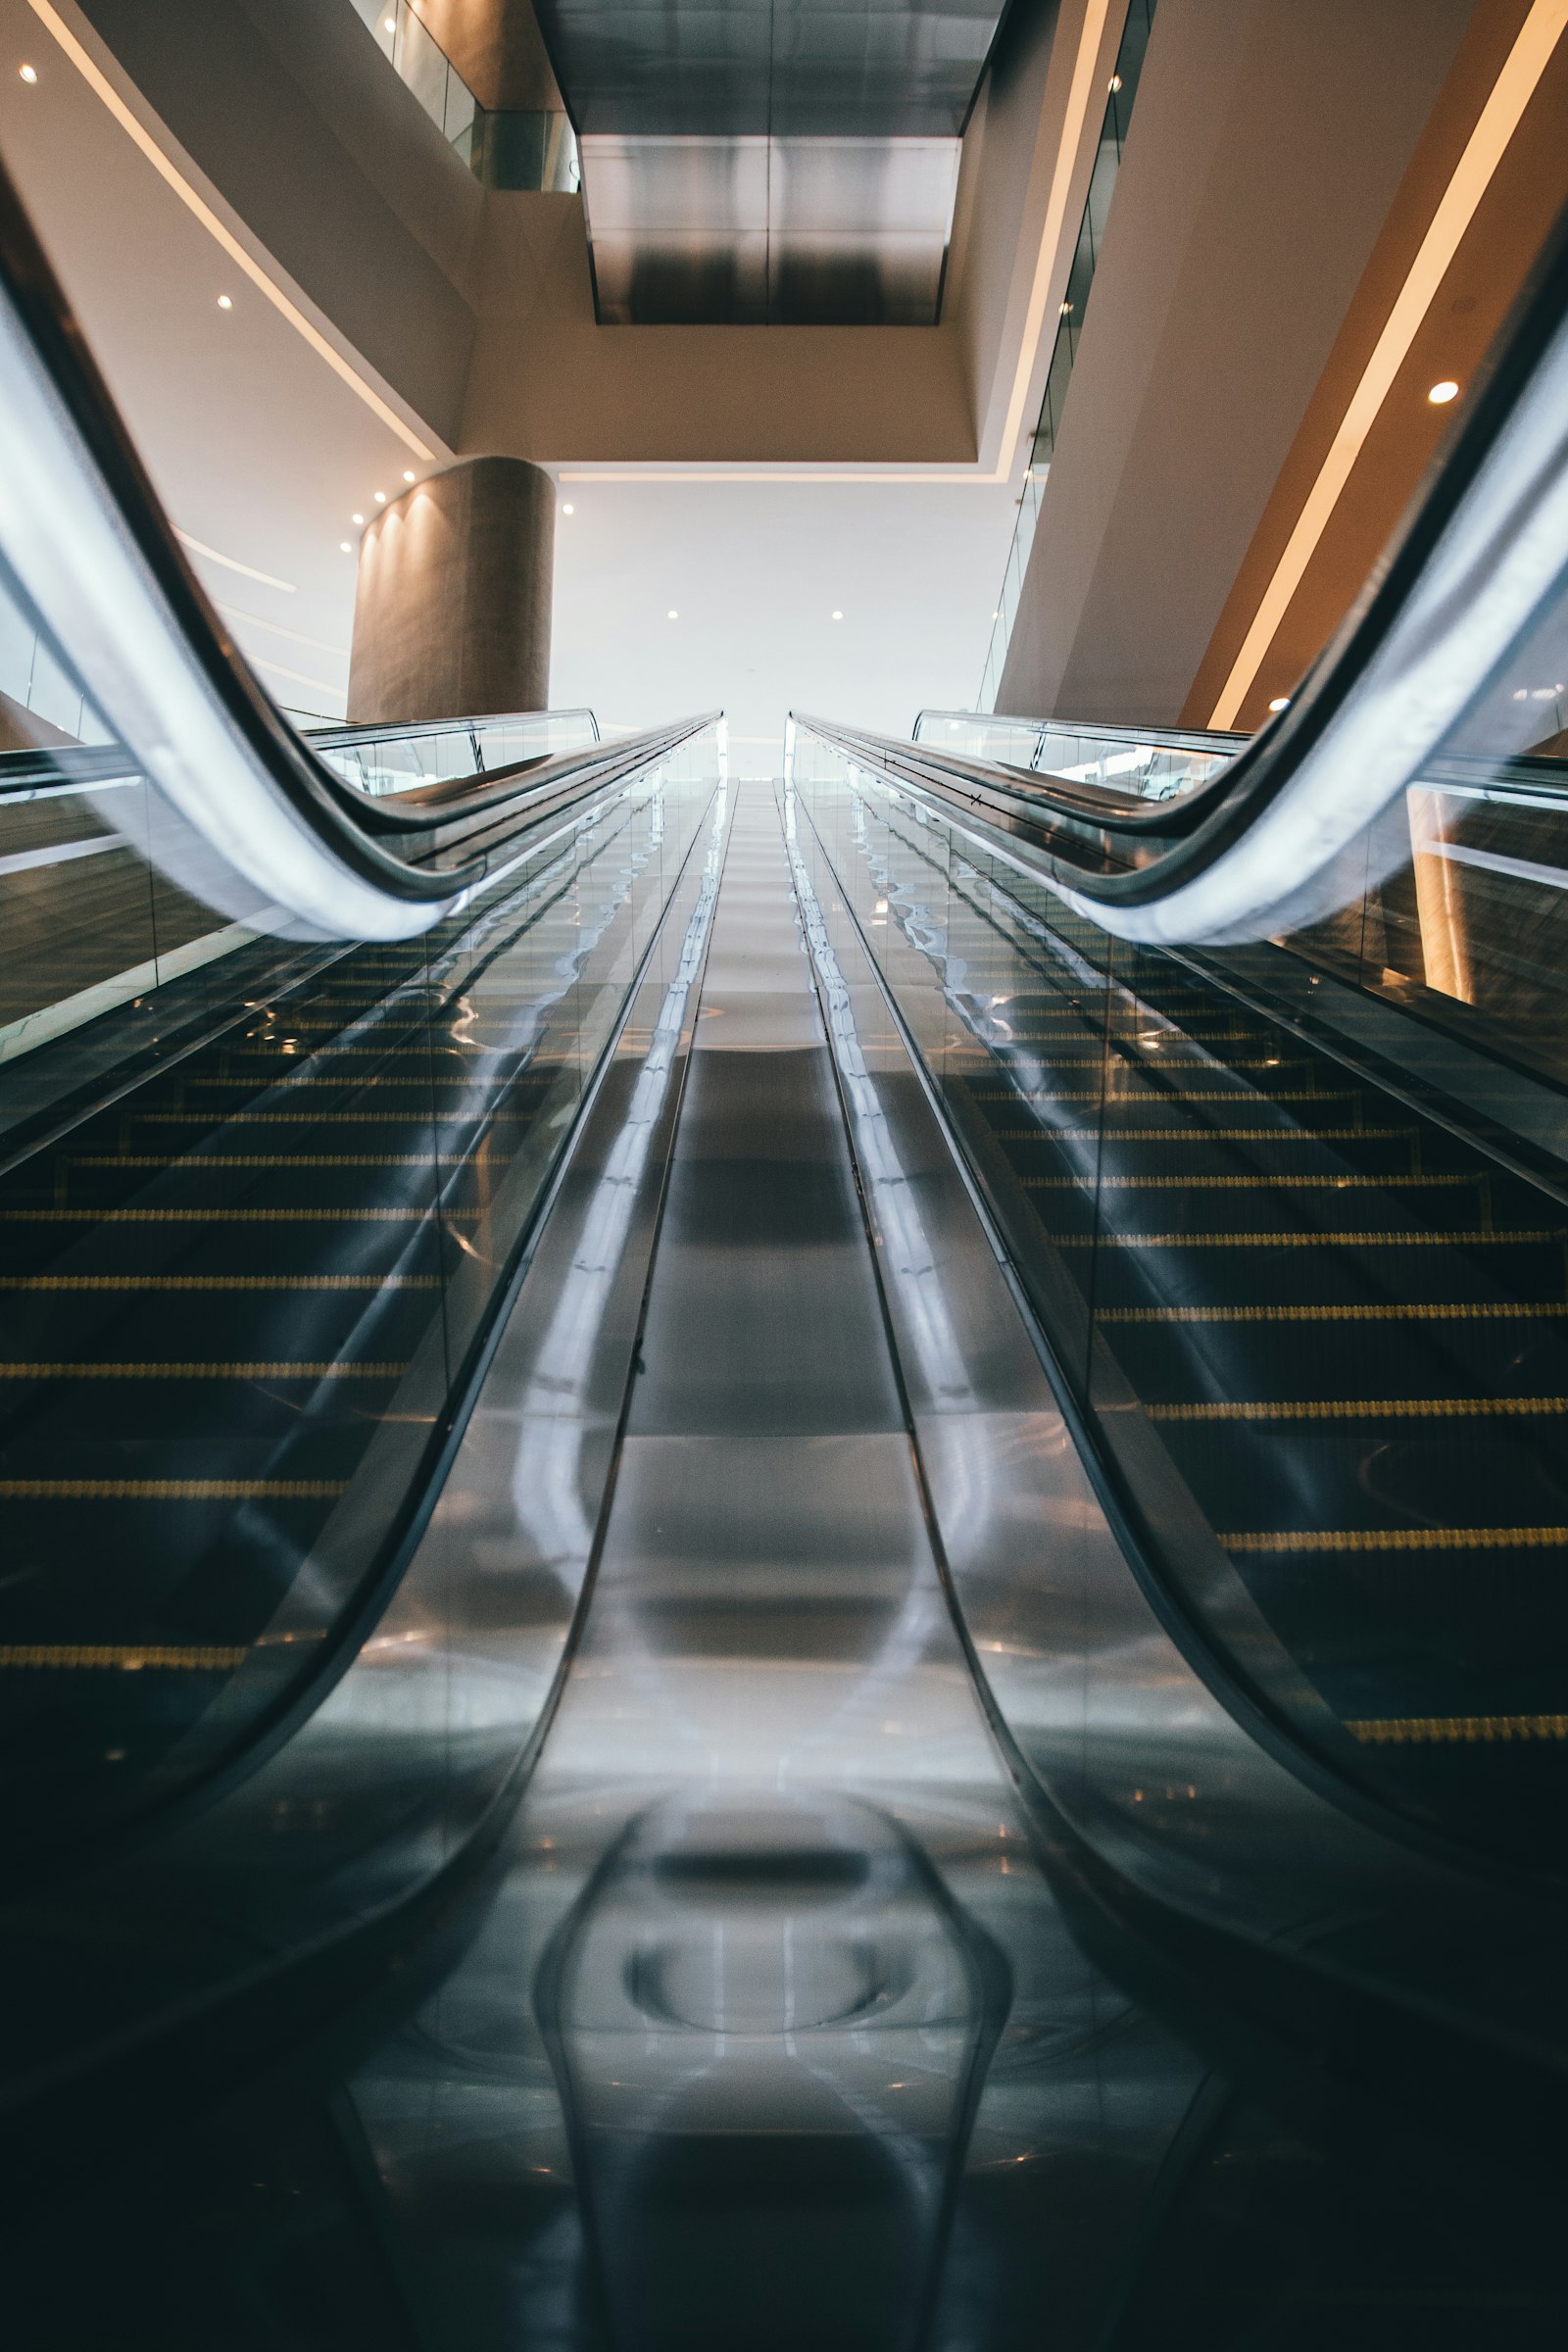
[977,0,1158,711]
[310,708,601,797]
[348,0,580,192]
[790,711,1568,1878]
[0,674,725,1866]
[912,708,1237,800]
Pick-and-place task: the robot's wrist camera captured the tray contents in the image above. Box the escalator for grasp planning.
[3,133,1568,2352]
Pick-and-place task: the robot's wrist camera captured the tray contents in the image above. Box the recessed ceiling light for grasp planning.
[1268,696,1291,712]
[666,609,678,620]
[562,502,574,514]
[340,541,352,554]
[1428,378,1459,404]
[403,468,416,483]
[831,610,843,620]
[352,513,365,525]
[374,490,387,503]
[383,15,395,29]
[217,294,233,311]
[19,64,37,84]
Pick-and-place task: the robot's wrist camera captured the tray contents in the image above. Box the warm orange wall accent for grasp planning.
[1182,0,1568,732]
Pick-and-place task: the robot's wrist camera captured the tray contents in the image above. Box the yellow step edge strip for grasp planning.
[0,1361,410,1379]
[1150,1395,1568,1422]
[1347,1712,1568,1745]
[969,1090,1360,1104]
[1023,1172,1471,1191]
[0,1274,442,1291]
[4,1206,475,1222]
[0,1642,248,1672]
[1056,1228,1559,1249]
[1101,1300,1568,1323]
[1223,1525,1568,1554]
[0,1479,347,1498]
[69,1154,494,1170]
[995,1127,1412,1143]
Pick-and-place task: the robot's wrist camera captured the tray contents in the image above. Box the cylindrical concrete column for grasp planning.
[347,455,555,724]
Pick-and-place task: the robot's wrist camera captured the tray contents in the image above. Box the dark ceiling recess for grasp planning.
[527,0,1018,323]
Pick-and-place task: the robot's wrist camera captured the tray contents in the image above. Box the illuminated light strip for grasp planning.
[560,0,1116,487]
[0,1477,346,1498]
[216,602,345,656]
[0,1360,410,1378]
[1348,1710,1568,1744]
[25,0,437,459]
[250,653,344,698]
[1150,1394,1568,1421]
[1208,0,1568,726]
[1223,1524,1568,1553]
[0,1642,249,1670]
[175,533,295,593]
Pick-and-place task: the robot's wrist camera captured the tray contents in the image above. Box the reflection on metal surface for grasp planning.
[535,0,1004,321]
[507,784,725,1574]
[583,135,961,324]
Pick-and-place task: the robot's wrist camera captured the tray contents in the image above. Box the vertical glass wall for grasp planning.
[977,0,1158,711]
[347,0,580,191]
